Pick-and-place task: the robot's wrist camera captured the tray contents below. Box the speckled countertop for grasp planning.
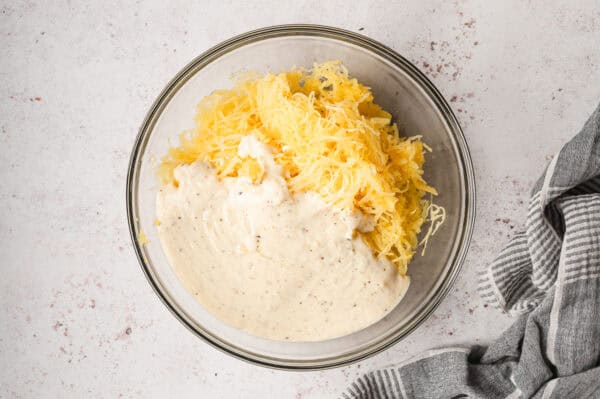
[1,1,599,398]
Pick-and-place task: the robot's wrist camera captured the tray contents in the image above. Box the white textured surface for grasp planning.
[1,1,599,397]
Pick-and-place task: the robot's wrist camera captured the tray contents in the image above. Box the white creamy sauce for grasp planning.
[156,136,409,341]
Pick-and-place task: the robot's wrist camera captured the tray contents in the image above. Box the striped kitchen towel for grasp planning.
[343,103,600,399]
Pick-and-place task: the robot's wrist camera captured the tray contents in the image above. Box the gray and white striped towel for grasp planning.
[343,103,600,399]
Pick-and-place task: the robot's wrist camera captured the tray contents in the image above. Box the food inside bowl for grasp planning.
[154,61,444,341]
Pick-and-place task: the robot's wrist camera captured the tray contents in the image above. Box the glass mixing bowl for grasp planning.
[127,25,475,369]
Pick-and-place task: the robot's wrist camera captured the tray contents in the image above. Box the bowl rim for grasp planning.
[126,24,476,370]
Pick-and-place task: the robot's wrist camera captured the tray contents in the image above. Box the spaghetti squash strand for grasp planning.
[158,61,442,275]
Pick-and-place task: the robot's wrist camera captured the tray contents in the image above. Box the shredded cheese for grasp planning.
[418,201,446,256]
[158,61,442,275]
